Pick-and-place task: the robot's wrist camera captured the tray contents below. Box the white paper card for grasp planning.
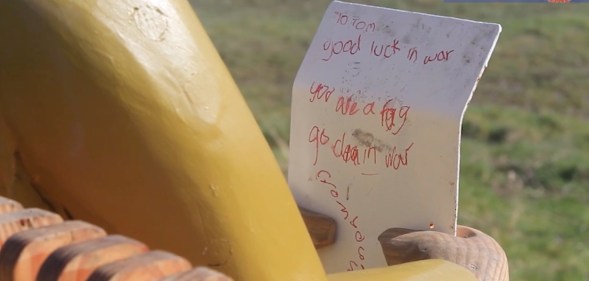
[288,1,500,273]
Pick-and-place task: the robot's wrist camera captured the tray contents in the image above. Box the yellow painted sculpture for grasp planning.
[0,0,476,280]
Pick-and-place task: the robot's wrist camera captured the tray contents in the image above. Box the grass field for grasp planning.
[190,1,589,279]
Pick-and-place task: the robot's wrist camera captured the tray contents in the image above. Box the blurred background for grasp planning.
[189,0,588,279]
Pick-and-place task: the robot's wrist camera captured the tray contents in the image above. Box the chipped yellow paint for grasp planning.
[328,260,476,281]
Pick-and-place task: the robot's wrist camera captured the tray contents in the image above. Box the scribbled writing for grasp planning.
[317,170,367,271]
[335,11,377,33]
[309,125,414,171]
[380,99,410,135]
[320,11,455,65]
[309,81,335,103]
[423,49,454,65]
[306,83,414,170]
[322,34,362,62]
[369,39,400,59]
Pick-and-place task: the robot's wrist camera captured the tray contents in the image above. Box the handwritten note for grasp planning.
[288,1,500,273]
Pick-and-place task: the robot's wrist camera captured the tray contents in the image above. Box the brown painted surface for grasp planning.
[39,235,149,281]
[0,220,105,280]
[0,208,63,247]
[87,251,192,281]
[300,208,337,249]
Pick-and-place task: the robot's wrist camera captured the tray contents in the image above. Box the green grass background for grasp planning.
[190,1,589,279]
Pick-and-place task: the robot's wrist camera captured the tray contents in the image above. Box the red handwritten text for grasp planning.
[380,99,410,135]
[370,39,401,59]
[335,96,360,116]
[423,49,455,65]
[309,81,335,103]
[308,125,413,171]
[331,132,378,166]
[384,142,415,170]
[333,94,383,117]
[309,126,330,166]
[322,34,362,62]
[316,170,367,271]
[407,47,418,63]
[334,11,377,33]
